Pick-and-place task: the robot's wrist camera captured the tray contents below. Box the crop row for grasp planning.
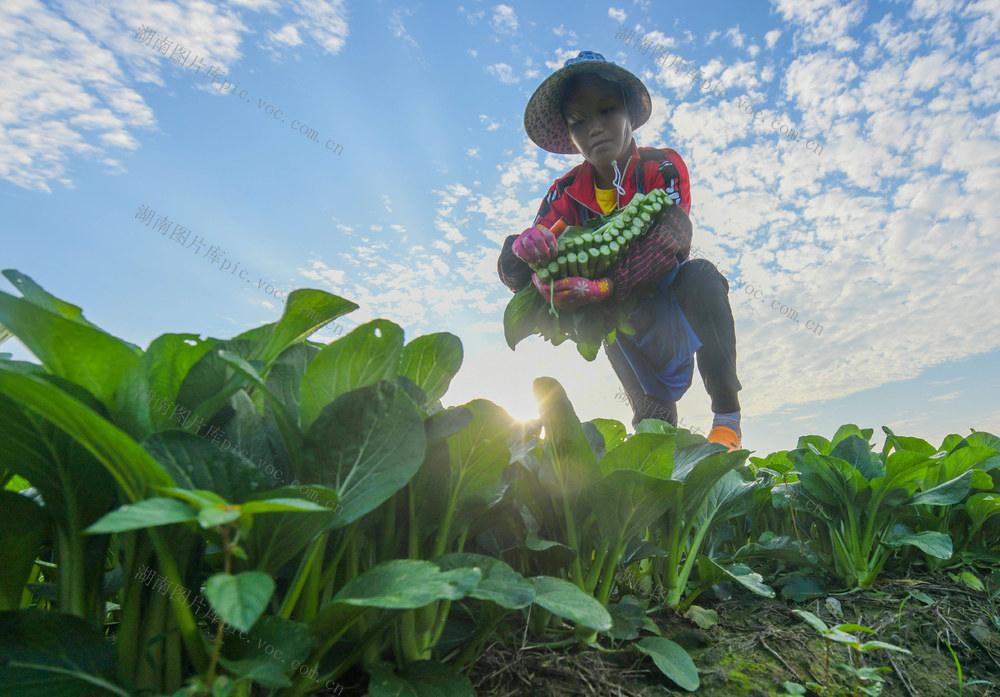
[0,270,996,696]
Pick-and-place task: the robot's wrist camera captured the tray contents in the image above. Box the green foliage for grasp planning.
[636,637,700,691]
[0,491,49,610]
[1,269,997,696]
[791,610,909,697]
[783,432,976,589]
[0,609,129,697]
[369,660,475,697]
[890,427,1000,569]
[204,572,275,633]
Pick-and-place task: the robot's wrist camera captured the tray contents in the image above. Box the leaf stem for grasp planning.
[596,538,626,606]
[278,533,326,619]
[204,525,232,685]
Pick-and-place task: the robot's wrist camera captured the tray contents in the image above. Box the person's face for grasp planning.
[562,73,633,167]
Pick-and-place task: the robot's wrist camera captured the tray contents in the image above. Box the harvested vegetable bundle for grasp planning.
[504,190,673,361]
[530,188,671,285]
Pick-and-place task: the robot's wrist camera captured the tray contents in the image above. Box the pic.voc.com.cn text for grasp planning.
[133,203,345,334]
[689,246,825,337]
[133,24,343,158]
[138,384,343,514]
[132,564,344,693]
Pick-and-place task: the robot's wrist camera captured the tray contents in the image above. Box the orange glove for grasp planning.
[532,274,613,310]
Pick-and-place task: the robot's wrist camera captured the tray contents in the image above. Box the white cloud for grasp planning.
[433,183,473,245]
[230,0,279,10]
[458,6,485,24]
[497,138,563,190]
[214,3,1000,440]
[286,0,348,53]
[382,194,392,213]
[301,260,346,286]
[963,0,1000,46]
[490,4,518,34]
[771,0,865,51]
[772,0,865,51]
[479,114,502,131]
[552,24,578,43]
[608,4,1000,421]
[268,24,302,46]
[486,62,518,83]
[0,0,351,191]
[390,224,408,244]
[0,0,177,191]
[545,48,580,71]
[467,147,481,158]
[609,8,627,23]
[907,0,963,20]
[726,25,745,47]
[388,7,418,48]
[99,130,139,148]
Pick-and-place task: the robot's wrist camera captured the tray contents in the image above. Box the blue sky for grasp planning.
[3,0,1000,456]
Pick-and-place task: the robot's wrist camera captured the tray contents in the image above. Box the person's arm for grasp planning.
[498,234,533,292]
[606,152,693,300]
[610,200,692,300]
[497,182,570,293]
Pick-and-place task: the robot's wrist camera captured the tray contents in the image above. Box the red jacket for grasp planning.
[497,141,693,300]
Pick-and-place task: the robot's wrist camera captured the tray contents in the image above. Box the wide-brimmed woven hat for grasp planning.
[524,50,652,154]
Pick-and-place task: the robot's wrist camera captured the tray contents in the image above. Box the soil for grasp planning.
[465,575,1000,697]
[292,573,999,696]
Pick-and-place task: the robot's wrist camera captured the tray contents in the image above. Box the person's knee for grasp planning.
[678,258,729,293]
[683,257,723,278]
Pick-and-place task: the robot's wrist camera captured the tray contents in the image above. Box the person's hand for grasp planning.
[512,226,558,265]
[532,274,613,310]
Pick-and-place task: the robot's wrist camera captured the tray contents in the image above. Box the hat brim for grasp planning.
[524,61,652,154]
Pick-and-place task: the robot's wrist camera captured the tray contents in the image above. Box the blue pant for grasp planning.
[606,259,742,428]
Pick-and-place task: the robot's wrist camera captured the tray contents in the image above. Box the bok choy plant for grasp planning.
[784,428,979,589]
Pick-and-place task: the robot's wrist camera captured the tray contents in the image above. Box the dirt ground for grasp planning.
[466,575,1000,697]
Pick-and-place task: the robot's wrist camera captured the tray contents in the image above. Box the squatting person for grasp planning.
[496,51,744,450]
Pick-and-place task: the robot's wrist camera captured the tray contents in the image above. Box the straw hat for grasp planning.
[523,50,652,154]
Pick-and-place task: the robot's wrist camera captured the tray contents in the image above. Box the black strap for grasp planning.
[635,156,647,195]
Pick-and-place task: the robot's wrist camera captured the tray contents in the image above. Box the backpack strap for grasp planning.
[635,155,648,195]
[637,148,673,194]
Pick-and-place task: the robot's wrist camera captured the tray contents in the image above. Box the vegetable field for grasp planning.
[0,271,998,697]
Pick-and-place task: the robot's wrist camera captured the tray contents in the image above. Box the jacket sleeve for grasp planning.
[497,234,534,293]
[643,148,692,215]
[610,201,692,300]
[497,178,575,293]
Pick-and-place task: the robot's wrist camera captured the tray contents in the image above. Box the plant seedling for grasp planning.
[943,640,994,696]
[792,609,910,697]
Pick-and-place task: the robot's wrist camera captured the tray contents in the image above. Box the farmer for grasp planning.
[497,51,743,450]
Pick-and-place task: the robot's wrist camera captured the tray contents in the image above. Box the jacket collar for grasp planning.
[564,139,640,216]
